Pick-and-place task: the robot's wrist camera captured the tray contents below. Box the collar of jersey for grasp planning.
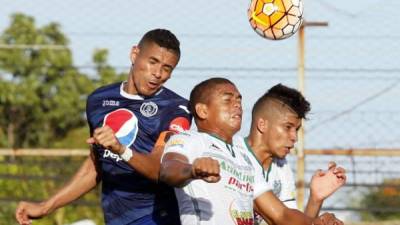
[204,132,236,157]
[119,82,164,100]
[244,137,271,181]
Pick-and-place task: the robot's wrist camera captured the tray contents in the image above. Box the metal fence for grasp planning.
[1,0,400,224]
[2,149,400,224]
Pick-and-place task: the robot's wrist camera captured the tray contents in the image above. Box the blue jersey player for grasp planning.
[16,29,191,225]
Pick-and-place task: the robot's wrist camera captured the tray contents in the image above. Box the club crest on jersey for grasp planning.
[273,180,282,198]
[140,102,158,117]
[102,108,138,147]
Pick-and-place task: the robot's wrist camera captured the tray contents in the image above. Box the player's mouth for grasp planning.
[147,81,160,90]
[284,146,293,154]
[231,111,242,120]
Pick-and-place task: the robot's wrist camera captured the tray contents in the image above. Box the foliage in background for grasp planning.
[0,156,104,225]
[360,178,400,221]
[0,13,126,149]
[0,13,128,224]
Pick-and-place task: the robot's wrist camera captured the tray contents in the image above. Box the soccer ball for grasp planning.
[248,0,304,40]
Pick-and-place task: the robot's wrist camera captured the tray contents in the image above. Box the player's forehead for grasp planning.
[275,108,301,125]
[213,83,241,97]
[140,42,178,58]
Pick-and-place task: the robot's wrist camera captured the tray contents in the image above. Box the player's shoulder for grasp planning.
[157,87,188,102]
[165,130,200,147]
[171,130,198,139]
[88,82,121,100]
[150,87,190,115]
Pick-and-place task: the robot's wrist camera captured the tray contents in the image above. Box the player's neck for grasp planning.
[246,135,273,170]
[125,71,139,95]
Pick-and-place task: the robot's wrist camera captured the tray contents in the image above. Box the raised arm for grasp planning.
[16,151,100,225]
[304,162,346,217]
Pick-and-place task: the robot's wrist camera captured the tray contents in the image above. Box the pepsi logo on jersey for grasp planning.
[102,108,138,147]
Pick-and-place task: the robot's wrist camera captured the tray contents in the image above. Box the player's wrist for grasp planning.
[119,146,133,162]
[309,191,324,203]
[41,200,55,216]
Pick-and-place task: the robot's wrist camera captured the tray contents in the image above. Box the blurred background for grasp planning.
[0,0,399,224]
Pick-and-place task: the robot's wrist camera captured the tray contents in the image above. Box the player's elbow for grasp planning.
[159,162,186,188]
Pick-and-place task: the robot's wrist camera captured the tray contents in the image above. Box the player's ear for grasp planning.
[195,103,208,120]
[256,117,268,133]
[130,46,140,64]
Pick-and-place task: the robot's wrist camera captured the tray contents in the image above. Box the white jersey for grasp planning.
[235,137,297,225]
[163,131,272,225]
[265,158,297,209]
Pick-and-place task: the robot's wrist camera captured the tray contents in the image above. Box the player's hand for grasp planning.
[15,201,48,225]
[191,157,221,183]
[312,212,344,225]
[310,161,346,201]
[86,126,125,154]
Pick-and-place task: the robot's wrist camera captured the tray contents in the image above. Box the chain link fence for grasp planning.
[1,0,399,224]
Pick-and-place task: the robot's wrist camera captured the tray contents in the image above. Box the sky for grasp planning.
[1,0,398,149]
[1,1,399,221]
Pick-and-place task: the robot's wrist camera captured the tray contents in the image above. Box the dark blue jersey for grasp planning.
[86,82,191,225]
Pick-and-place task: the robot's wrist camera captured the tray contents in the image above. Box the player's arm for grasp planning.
[160,153,221,187]
[304,162,346,218]
[87,127,172,182]
[255,191,315,225]
[16,150,100,225]
[123,131,172,181]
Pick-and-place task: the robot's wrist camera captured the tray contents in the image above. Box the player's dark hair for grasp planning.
[138,28,181,59]
[189,77,235,120]
[252,83,311,119]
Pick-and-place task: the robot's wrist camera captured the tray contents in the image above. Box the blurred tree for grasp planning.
[0,13,125,148]
[93,48,126,87]
[0,13,128,225]
[360,178,400,221]
[0,13,92,148]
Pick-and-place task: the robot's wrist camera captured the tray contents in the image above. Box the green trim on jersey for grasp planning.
[243,137,270,180]
[205,133,236,157]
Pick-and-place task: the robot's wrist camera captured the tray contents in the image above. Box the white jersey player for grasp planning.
[159,78,345,225]
[244,83,346,224]
[163,131,271,225]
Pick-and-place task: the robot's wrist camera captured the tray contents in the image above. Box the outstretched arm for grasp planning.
[87,126,172,181]
[255,191,314,225]
[304,162,346,217]
[15,151,100,225]
[255,190,344,225]
[160,152,221,187]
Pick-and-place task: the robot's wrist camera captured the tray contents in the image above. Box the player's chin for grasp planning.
[277,150,289,159]
[140,87,159,96]
[230,122,241,133]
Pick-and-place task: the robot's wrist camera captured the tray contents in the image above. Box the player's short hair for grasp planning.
[189,77,235,120]
[252,83,311,119]
[138,28,181,59]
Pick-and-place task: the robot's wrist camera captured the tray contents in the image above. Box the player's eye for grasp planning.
[162,66,172,73]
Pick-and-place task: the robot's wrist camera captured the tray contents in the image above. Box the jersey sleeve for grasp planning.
[162,132,200,163]
[280,163,297,209]
[165,102,192,133]
[85,94,95,135]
